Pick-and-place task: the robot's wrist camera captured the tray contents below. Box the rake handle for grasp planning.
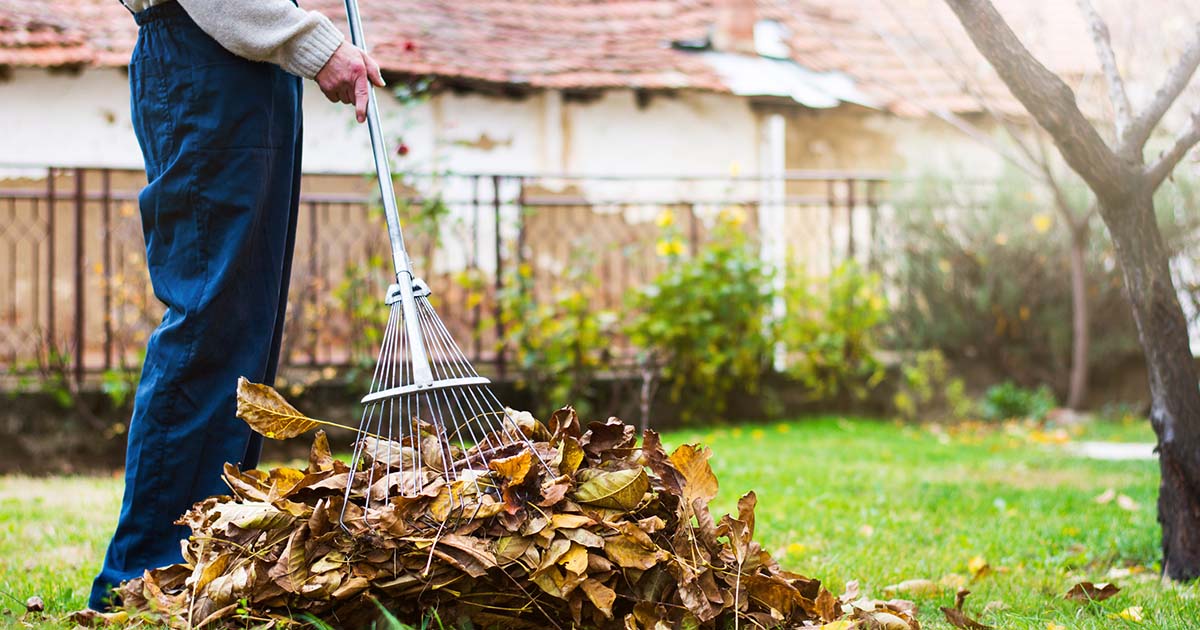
[341,0,435,386]
[342,0,411,279]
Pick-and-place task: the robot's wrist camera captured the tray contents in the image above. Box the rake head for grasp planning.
[338,275,553,532]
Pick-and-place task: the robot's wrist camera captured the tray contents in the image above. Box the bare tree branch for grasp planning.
[944,0,1127,200]
[1076,0,1132,138]
[1120,24,1200,157]
[865,5,1042,178]
[1147,109,1200,189]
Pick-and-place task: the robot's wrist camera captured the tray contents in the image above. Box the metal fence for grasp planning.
[0,167,886,383]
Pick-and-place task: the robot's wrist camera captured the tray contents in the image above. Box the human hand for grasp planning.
[315,42,385,123]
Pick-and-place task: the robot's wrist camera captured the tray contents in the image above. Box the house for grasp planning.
[0,0,1194,372]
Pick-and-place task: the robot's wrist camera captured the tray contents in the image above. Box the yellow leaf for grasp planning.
[1110,606,1144,624]
[488,451,533,485]
[968,555,990,579]
[669,444,719,503]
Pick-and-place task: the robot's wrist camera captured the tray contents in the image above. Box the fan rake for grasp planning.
[337,0,551,532]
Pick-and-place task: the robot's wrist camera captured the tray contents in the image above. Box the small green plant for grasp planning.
[781,261,889,401]
[979,381,1057,421]
[498,252,617,419]
[892,349,973,421]
[626,209,774,421]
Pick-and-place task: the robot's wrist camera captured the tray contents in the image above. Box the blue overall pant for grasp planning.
[90,1,302,610]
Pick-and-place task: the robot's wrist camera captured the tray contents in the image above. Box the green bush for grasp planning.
[892,349,973,422]
[885,168,1140,392]
[979,381,1057,421]
[498,258,617,419]
[781,261,889,400]
[625,210,774,421]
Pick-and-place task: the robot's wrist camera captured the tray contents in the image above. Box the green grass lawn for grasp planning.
[2,416,1190,629]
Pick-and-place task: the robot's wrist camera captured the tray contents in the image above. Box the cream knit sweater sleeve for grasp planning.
[175,0,345,79]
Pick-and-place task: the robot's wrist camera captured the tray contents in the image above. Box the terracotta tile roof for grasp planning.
[305,0,727,90]
[0,0,1187,118]
[0,0,92,66]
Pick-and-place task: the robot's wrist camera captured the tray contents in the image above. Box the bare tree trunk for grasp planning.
[1102,190,1200,580]
[1066,223,1091,409]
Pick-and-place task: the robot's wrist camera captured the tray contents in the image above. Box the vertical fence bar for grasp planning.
[73,168,86,384]
[308,200,319,365]
[825,178,836,274]
[866,180,879,274]
[689,203,700,255]
[516,177,527,299]
[492,175,506,379]
[470,175,481,363]
[45,168,56,352]
[845,178,856,260]
[102,169,113,370]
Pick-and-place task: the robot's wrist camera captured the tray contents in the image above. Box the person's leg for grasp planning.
[89,4,302,610]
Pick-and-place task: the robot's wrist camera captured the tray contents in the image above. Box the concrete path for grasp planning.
[1069,441,1157,461]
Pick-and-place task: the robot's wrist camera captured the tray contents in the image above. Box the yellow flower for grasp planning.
[1047,623,1066,630]
[656,210,675,228]
[786,542,807,555]
[655,238,684,257]
[1032,213,1053,234]
[994,233,1008,246]
[719,206,748,227]
[751,429,765,440]
[938,259,952,274]
[776,423,791,433]
[729,161,743,177]
[518,263,533,278]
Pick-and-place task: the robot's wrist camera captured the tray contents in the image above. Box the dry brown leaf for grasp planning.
[236,377,363,439]
[1064,581,1120,602]
[940,589,993,630]
[571,468,650,510]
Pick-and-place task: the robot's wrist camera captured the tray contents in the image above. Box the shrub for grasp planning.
[884,169,1140,392]
[498,259,617,419]
[780,261,889,401]
[625,209,774,421]
[892,349,973,422]
[979,381,1057,421]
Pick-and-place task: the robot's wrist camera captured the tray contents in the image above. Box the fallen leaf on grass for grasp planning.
[1110,606,1144,623]
[883,579,939,596]
[1116,494,1140,511]
[940,573,968,590]
[1094,488,1116,504]
[23,597,43,613]
[1064,581,1120,602]
[968,555,990,580]
[940,589,993,630]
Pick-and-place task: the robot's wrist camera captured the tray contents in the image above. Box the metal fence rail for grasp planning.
[0,167,884,382]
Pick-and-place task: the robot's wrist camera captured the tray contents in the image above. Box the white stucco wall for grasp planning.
[0,68,143,171]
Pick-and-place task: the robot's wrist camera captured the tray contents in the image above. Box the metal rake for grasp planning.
[337,0,551,531]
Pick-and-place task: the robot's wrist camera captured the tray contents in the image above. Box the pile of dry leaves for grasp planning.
[107,381,919,629]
